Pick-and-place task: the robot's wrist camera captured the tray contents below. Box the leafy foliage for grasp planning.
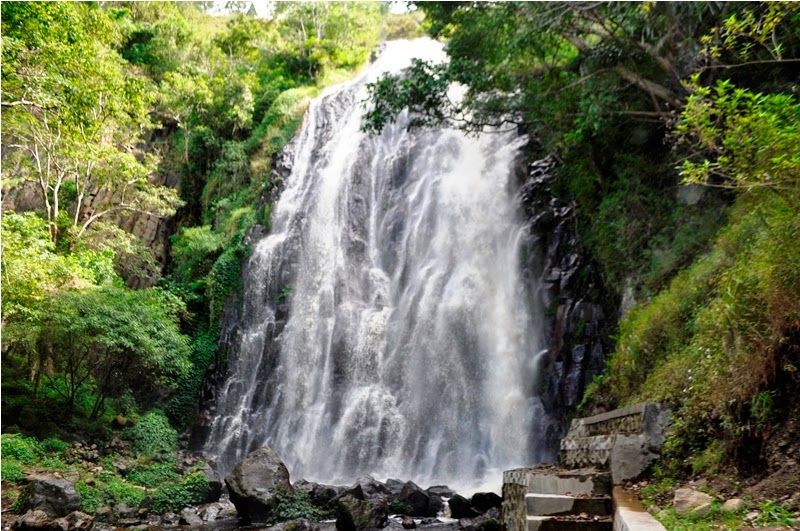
[123,410,178,460]
[150,472,209,514]
[267,489,333,524]
[676,79,800,192]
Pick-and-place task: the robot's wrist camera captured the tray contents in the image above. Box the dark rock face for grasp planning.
[199,462,223,503]
[17,476,81,518]
[470,492,502,514]
[225,446,293,523]
[459,507,500,531]
[352,476,391,499]
[398,481,438,517]
[335,494,388,531]
[294,479,346,507]
[519,156,613,458]
[425,486,455,499]
[447,495,475,519]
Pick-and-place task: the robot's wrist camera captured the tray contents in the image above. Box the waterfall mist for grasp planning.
[204,39,547,489]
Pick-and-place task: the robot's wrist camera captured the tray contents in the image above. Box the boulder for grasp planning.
[673,488,713,516]
[447,495,475,519]
[722,498,745,512]
[58,512,94,531]
[470,492,501,514]
[160,512,179,526]
[18,476,81,517]
[295,479,346,507]
[114,504,136,519]
[197,503,221,522]
[199,463,223,503]
[12,510,51,531]
[399,482,436,517]
[94,507,113,525]
[179,507,203,526]
[225,446,293,523]
[270,518,319,531]
[336,494,388,531]
[352,476,391,499]
[459,507,500,531]
[401,516,415,529]
[385,479,406,495]
[426,486,455,499]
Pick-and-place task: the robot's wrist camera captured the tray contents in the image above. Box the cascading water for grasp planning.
[204,39,548,489]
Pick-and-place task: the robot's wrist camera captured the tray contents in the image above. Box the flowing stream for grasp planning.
[204,39,546,489]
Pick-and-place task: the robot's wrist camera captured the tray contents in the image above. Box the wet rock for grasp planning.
[295,479,346,507]
[270,518,320,531]
[179,508,203,526]
[199,463,223,503]
[352,476,391,499]
[447,495,475,519]
[426,486,455,499]
[94,507,113,525]
[114,504,136,520]
[401,516,415,529]
[17,476,81,518]
[399,482,437,517]
[336,494,388,531]
[225,445,293,523]
[673,488,713,516]
[11,510,50,531]
[58,512,93,531]
[114,518,141,527]
[160,512,179,526]
[469,493,501,514]
[386,479,406,495]
[197,503,221,522]
[459,507,500,531]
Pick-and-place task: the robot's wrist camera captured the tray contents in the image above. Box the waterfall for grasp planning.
[204,39,547,489]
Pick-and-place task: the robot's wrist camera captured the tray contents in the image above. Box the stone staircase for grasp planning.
[502,403,670,531]
[504,467,613,531]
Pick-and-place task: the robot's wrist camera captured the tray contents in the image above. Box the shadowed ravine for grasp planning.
[204,39,548,490]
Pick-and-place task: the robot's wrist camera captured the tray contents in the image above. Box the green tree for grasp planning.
[676,79,800,193]
[1,2,182,246]
[30,286,190,419]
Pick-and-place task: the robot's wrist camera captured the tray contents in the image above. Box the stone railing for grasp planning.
[559,402,670,483]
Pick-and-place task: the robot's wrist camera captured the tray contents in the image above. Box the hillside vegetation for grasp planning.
[1,1,422,516]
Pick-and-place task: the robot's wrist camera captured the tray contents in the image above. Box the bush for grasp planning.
[151,472,209,514]
[123,410,178,460]
[126,461,180,488]
[267,489,332,524]
[1,434,41,465]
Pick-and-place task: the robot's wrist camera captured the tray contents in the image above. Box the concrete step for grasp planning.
[524,468,612,496]
[527,515,613,531]
[525,493,613,517]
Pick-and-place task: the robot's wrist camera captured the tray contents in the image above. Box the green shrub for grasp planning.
[127,461,180,488]
[1,459,26,483]
[388,499,414,516]
[1,434,41,465]
[267,489,332,524]
[40,436,70,455]
[122,410,178,460]
[151,472,209,514]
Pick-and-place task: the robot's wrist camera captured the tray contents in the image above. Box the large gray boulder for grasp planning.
[17,475,81,517]
[336,494,388,531]
[225,446,293,523]
[673,488,713,516]
[398,482,440,517]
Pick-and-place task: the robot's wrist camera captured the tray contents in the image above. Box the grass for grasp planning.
[584,190,800,476]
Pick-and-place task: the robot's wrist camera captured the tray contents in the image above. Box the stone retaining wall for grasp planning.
[559,402,670,483]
